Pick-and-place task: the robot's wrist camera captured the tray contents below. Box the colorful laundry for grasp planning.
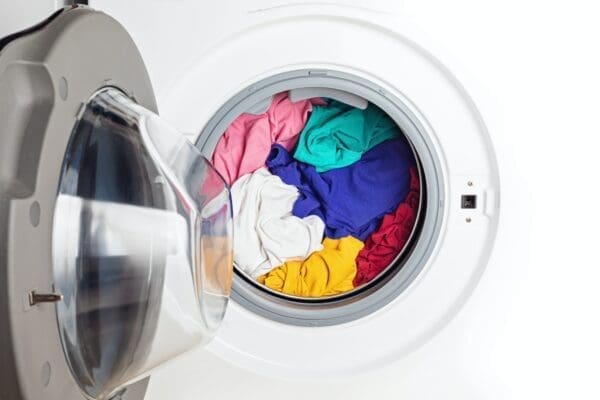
[354,167,420,286]
[231,168,325,279]
[266,137,416,241]
[211,93,325,185]
[293,100,401,172]
[258,236,364,297]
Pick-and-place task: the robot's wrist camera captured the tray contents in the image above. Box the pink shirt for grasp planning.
[212,93,325,185]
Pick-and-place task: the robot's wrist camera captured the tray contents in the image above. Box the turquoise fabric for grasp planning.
[293,100,401,172]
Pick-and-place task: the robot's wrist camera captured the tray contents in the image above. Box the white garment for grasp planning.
[231,168,325,278]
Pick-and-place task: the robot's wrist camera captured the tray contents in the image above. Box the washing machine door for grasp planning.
[0,6,233,400]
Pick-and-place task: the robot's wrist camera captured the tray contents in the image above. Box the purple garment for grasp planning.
[266,138,415,241]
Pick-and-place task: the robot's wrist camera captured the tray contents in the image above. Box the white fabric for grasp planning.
[231,168,325,278]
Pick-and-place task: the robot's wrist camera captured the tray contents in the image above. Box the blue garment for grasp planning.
[266,138,415,241]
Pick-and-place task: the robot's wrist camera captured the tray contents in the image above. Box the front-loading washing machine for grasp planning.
[0,2,511,399]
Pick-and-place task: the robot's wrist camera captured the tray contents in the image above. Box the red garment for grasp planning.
[353,167,420,286]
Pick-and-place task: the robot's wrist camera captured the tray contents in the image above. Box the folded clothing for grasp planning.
[354,167,420,286]
[267,137,416,241]
[294,100,401,172]
[212,93,325,185]
[231,168,325,279]
[258,236,364,297]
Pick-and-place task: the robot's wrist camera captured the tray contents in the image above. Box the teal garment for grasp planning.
[293,100,401,172]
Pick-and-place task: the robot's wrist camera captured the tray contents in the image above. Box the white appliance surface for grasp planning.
[4,0,597,398]
[0,0,57,38]
[91,0,599,399]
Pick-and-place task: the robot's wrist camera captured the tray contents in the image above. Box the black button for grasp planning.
[461,195,477,209]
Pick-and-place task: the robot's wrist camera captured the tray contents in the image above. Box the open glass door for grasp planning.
[0,6,233,400]
[53,88,233,399]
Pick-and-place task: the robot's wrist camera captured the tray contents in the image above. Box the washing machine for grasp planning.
[0,2,513,400]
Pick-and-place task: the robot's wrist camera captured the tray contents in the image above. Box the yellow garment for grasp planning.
[258,236,364,297]
[200,235,233,296]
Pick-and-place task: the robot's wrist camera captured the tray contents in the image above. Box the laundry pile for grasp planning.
[212,92,419,298]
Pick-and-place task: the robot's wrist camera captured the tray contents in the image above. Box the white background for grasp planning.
[2,0,599,398]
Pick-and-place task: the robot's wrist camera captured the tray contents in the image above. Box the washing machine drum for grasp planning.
[0,7,232,400]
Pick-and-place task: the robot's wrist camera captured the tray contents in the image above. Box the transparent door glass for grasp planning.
[52,88,233,399]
